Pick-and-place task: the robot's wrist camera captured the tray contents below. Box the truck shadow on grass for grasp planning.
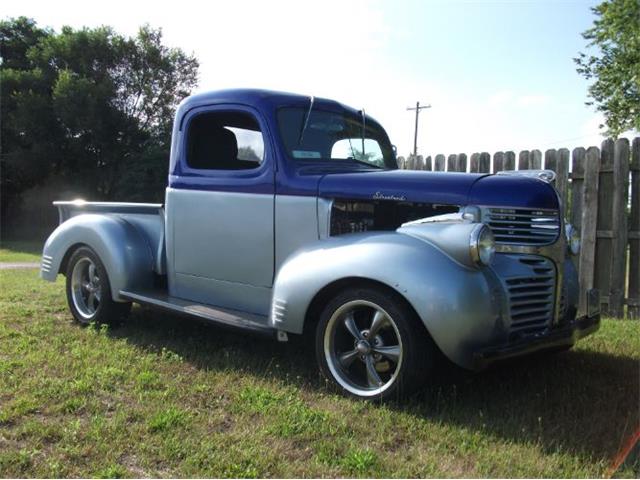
[111,305,639,466]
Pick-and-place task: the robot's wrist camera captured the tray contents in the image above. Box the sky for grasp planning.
[4,0,637,159]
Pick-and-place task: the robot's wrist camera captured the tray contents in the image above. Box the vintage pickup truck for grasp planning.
[41,88,600,400]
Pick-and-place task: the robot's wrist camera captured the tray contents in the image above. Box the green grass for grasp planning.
[0,240,43,263]
[0,268,638,478]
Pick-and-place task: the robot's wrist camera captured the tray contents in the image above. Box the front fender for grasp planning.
[271,231,504,370]
[41,214,155,301]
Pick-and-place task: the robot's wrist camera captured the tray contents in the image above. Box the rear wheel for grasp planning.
[315,286,434,401]
[65,246,131,326]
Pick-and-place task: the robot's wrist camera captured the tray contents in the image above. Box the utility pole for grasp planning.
[406,101,431,157]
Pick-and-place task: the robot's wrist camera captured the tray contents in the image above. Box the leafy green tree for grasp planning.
[0,17,50,70]
[0,18,199,226]
[349,146,384,167]
[237,146,261,161]
[1,19,59,222]
[575,0,640,136]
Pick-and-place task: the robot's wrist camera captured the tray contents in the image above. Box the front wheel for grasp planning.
[65,246,131,326]
[315,286,434,401]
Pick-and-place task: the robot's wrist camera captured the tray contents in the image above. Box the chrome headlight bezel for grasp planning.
[470,224,495,266]
[565,223,581,256]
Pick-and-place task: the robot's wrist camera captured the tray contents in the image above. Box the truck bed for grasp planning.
[54,200,163,223]
[53,200,166,275]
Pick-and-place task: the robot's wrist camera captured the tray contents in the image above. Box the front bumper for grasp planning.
[473,313,601,369]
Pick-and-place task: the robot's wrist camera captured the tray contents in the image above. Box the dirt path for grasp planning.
[0,262,40,269]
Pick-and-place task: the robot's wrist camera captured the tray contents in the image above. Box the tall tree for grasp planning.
[575,0,640,136]
[0,17,50,70]
[1,18,58,222]
[0,18,199,225]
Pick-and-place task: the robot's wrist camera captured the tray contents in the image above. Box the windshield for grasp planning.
[277,107,397,169]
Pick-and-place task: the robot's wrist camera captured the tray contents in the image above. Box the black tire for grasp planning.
[65,246,131,326]
[315,285,434,401]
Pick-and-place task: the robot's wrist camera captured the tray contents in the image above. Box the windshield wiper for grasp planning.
[346,157,385,169]
[296,95,314,146]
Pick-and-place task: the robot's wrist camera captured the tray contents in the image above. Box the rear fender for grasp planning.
[270,231,502,370]
[41,214,155,301]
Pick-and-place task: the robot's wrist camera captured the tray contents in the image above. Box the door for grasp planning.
[166,105,275,316]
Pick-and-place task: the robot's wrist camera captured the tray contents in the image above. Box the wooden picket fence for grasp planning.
[397,137,640,319]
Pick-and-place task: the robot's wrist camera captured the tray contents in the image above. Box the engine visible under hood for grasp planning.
[320,169,560,236]
[330,200,458,235]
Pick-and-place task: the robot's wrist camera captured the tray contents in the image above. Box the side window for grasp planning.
[186,111,265,170]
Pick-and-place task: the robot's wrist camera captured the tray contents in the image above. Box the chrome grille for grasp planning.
[485,207,560,246]
[506,256,556,334]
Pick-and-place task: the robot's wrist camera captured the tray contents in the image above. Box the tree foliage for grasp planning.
[575,0,640,136]
[0,18,199,223]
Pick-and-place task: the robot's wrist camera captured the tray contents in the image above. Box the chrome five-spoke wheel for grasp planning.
[65,246,131,326]
[324,300,403,397]
[316,286,433,401]
[71,257,102,320]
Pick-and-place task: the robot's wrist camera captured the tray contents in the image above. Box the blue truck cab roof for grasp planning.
[176,88,368,121]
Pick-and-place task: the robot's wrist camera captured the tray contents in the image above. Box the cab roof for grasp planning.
[177,88,373,123]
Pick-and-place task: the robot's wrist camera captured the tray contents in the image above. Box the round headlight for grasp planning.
[566,224,581,255]
[470,224,495,266]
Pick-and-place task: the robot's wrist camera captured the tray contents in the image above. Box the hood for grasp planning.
[318,169,560,209]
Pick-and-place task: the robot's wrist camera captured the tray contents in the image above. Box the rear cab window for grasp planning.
[186,111,264,171]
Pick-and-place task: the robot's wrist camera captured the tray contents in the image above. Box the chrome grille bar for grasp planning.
[504,255,556,335]
[485,207,560,246]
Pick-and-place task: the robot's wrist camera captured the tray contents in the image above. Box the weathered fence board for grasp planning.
[447,154,456,172]
[557,149,570,218]
[609,139,629,318]
[594,140,615,315]
[629,138,640,318]
[545,149,559,188]
[469,153,479,172]
[579,147,601,317]
[531,149,542,169]
[401,135,639,318]
[459,153,468,173]
[519,150,531,170]
[504,151,515,170]
[571,147,586,230]
[544,148,570,214]
[493,152,504,173]
[479,152,490,173]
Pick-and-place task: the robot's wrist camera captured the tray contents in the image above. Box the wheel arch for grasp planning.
[302,276,429,339]
[41,214,155,301]
[59,242,87,276]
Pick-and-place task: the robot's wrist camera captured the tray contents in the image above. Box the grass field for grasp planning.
[0,240,43,263]
[0,267,638,478]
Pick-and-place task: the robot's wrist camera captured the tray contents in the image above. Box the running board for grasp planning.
[120,289,275,336]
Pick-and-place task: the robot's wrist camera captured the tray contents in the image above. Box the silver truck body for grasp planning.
[41,89,600,379]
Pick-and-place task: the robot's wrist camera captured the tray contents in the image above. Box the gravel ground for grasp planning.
[0,262,40,269]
